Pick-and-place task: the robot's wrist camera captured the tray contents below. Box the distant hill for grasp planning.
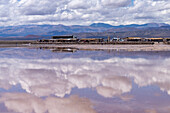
[74,26,170,38]
[90,23,113,28]
[0,24,109,38]
[0,23,169,40]
[90,23,169,28]
[116,23,169,28]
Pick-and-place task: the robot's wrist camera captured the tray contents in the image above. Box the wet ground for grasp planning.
[0,47,170,113]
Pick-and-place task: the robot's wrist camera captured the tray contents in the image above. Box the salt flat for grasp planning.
[1,43,170,51]
[29,44,170,51]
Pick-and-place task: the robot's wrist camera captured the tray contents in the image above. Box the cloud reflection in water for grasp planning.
[0,54,170,113]
[0,93,96,113]
[0,57,169,98]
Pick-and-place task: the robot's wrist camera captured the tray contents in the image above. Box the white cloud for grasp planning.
[0,0,169,26]
[68,0,92,9]
[0,0,9,4]
[18,0,59,15]
[101,0,131,7]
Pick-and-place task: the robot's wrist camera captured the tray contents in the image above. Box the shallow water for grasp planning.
[0,47,170,113]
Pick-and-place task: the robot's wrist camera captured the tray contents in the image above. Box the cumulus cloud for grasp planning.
[68,0,92,9]
[0,1,10,17]
[0,93,96,113]
[0,0,9,4]
[101,0,131,7]
[18,0,59,15]
[0,0,169,26]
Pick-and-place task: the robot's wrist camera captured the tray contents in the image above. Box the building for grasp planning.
[52,35,78,43]
[145,38,163,42]
[79,38,104,43]
[52,35,76,39]
[124,37,143,42]
[163,38,170,42]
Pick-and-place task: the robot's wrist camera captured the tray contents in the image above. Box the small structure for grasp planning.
[145,38,163,42]
[124,37,143,42]
[41,39,50,42]
[79,38,104,43]
[111,37,121,42]
[107,36,111,42]
[163,38,170,42]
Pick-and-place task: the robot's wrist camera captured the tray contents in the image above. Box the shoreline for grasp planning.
[1,44,170,51]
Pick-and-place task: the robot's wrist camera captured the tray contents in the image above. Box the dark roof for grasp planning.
[80,38,103,41]
[52,35,74,39]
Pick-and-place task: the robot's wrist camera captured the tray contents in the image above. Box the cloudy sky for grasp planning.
[0,0,170,26]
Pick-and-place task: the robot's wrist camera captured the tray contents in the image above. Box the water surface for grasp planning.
[0,47,170,113]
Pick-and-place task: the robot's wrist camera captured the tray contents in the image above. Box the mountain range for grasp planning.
[90,23,169,28]
[0,23,169,40]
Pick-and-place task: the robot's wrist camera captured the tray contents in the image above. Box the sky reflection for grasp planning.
[0,48,170,113]
[0,93,96,113]
[0,57,169,97]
